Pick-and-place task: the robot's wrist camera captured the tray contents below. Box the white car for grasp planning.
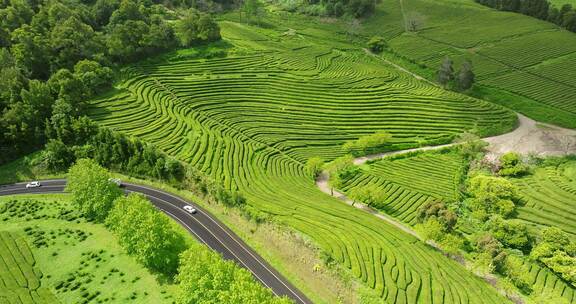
[25,181,41,188]
[108,178,122,187]
[183,205,197,214]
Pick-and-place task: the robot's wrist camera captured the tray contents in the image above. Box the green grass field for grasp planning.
[363,0,576,128]
[87,17,517,303]
[341,150,465,225]
[0,195,178,303]
[512,161,576,239]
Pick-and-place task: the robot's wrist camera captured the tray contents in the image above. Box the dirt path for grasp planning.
[316,172,421,238]
[315,111,576,251]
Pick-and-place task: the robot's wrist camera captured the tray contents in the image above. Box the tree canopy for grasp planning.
[66,158,122,222]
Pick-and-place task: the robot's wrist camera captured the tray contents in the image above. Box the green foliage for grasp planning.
[467,175,520,219]
[501,254,533,294]
[342,131,392,156]
[437,57,454,89]
[305,156,324,178]
[327,154,358,190]
[498,152,528,177]
[415,218,445,241]
[417,201,458,231]
[176,245,292,304]
[107,193,186,276]
[485,216,533,253]
[66,158,122,222]
[348,184,386,207]
[175,9,221,47]
[367,36,386,53]
[530,227,576,285]
[456,60,475,91]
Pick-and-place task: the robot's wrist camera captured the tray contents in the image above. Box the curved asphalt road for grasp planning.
[0,179,311,304]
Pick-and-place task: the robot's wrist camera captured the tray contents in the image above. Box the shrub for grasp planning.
[367,36,387,53]
[498,152,528,177]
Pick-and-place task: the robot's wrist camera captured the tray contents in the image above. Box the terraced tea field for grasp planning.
[365,0,576,128]
[341,150,464,225]
[0,231,58,304]
[512,161,576,239]
[88,21,517,303]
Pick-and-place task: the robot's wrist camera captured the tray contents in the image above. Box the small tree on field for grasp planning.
[405,11,425,32]
[345,17,362,41]
[306,157,324,179]
[457,60,475,91]
[367,36,387,53]
[327,155,358,195]
[437,57,455,89]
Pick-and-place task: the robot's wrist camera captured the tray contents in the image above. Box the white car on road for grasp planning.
[25,181,41,188]
[183,205,197,214]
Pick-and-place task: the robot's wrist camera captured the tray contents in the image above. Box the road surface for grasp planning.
[0,179,311,304]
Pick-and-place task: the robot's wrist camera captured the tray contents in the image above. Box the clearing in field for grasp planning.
[88,17,518,303]
[0,195,177,304]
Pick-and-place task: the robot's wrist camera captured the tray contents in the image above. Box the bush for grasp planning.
[367,36,387,53]
[498,152,528,177]
[467,175,520,219]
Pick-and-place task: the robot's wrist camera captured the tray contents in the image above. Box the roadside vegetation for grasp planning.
[0,159,292,304]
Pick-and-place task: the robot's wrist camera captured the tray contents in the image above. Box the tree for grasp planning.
[66,158,122,222]
[368,36,387,53]
[42,139,74,171]
[73,60,113,97]
[345,17,361,41]
[343,131,392,155]
[305,157,324,178]
[106,193,186,275]
[405,11,425,32]
[243,0,264,25]
[176,245,292,304]
[327,154,358,194]
[498,152,528,177]
[454,131,487,159]
[437,57,454,88]
[417,201,458,231]
[175,9,220,47]
[486,216,533,253]
[467,175,519,219]
[49,16,101,70]
[457,60,475,91]
[348,184,386,207]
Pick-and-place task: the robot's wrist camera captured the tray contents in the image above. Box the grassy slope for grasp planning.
[363,0,576,129]
[85,12,517,304]
[0,194,180,304]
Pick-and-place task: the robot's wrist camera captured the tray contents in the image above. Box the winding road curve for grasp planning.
[0,179,311,304]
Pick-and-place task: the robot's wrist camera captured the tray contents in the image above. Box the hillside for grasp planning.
[363,0,576,128]
[87,15,518,303]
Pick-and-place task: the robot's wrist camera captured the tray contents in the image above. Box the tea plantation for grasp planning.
[88,19,517,303]
[341,150,465,225]
[513,161,576,239]
[0,195,176,303]
[365,0,576,128]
